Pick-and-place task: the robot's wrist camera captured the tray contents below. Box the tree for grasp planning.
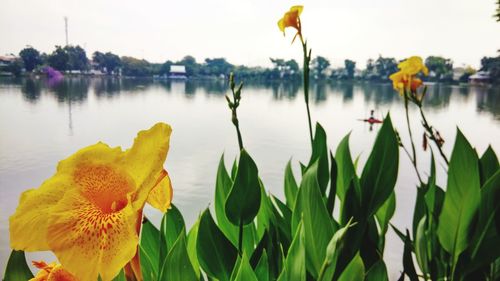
[65,45,88,71]
[344,59,356,79]
[425,56,453,81]
[159,60,174,76]
[374,56,398,80]
[311,56,330,79]
[48,46,69,71]
[121,56,151,77]
[480,53,500,83]
[19,47,42,72]
[496,0,500,21]
[204,58,233,76]
[92,51,121,74]
[179,55,200,76]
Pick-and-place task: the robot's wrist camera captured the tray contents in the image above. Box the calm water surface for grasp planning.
[1,77,499,279]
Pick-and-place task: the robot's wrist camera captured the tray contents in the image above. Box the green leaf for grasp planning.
[414,217,430,275]
[284,159,299,210]
[225,149,262,226]
[231,158,238,180]
[277,221,306,281]
[140,218,160,281]
[197,209,238,281]
[335,133,356,203]
[231,254,259,281]
[365,260,389,281]
[326,152,338,215]
[375,191,396,237]
[215,155,239,243]
[254,250,270,281]
[159,204,185,264]
[317,219,355,281]
[291,161,335,278]
[338,253,365,281]
[359,114,399,217]
[159,229,198,281]
[437,129,481,264]
[307,122,329,195]
[186,218,201,279]
[402,230,419,281]
[479,145,499,185]
[4,250,34,281]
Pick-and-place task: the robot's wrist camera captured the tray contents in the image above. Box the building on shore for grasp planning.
[469,71,490,84]
[169,65,187,79]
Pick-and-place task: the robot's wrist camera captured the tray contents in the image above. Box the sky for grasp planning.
[1,0,499,69]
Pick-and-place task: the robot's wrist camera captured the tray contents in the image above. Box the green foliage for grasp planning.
[3,250,34,280]
[311,56,330,79]
[19,47,42,72]
[140,219,161,281]
[425,56,454,82]
[92,51,121,74]
[159,229,198,281]
[344,59,356,79]
[225,149,262,226]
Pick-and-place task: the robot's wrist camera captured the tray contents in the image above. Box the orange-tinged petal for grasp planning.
[47,189,138,281]
[122,123,172,210]
[147,169,173,212]
[10,176,73,251]
[47,265,78,281]
[289,5,303,16]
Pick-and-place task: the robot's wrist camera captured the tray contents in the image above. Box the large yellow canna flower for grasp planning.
[390,56,428,95]
[278,5,304,43]
[10,123,173,281]
[30,261,78,281]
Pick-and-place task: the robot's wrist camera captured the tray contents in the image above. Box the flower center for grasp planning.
[74,164,134,213]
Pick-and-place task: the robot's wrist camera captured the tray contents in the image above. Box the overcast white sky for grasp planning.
[1,0,499,68]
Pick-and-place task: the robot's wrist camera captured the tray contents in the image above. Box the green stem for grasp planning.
[302,41,313,147]
[238,220,243,255]
[419,107,449,165]
[233,114,244,151]
[404,96,423,184]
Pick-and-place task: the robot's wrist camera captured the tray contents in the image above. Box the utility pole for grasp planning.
[64,17,69,46]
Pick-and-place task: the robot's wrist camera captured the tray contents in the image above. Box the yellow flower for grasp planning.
[10,123,173,281]
[397,56,429,76]
[30,261,78,281]
[390,56,428,95]
[278,5,304,43]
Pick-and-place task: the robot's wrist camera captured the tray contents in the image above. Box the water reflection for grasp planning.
[3,77,499,119]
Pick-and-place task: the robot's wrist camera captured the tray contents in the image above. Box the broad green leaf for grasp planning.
[365,260,389,281]
[284,159,299,210]
[291,161,335,278]
[317,219,355,281]
[4,250,34,281]
[335,133,356,203]
[159,204,185,264]
[215,155,239,243]
[254,250,270,281]
[231,158,238,180]
[326,152,338,215]
[307,122,329,195]
[360,114,399,217]
[437,129,481,264]
[186,218,201,279]
[250,225,284,279]
[479,145,499,185]
[277,221,306,281]
[225,149,261,226]
[159,229,198,281]
[375,191,396,237]
[197,209,237,281]
[338,253,365,281]
[140,218,160,281]
[232,254,259,281]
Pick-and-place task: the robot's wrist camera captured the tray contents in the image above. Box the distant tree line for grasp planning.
[2,45,500,84]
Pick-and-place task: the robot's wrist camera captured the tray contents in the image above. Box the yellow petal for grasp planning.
[147,169,173,212]
[122,123,172,210]
[47,264,78,281]
[10,175,73,251]
[290,5,303,16]
[278,18,285,32]
[47,189,138,281]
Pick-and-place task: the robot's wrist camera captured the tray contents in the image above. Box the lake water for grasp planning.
[1,77,499,279]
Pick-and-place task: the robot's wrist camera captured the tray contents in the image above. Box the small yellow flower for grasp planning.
[30,261,78,281]
[278,5,304,43]
[10,123,173,281]
[397,56,429,76]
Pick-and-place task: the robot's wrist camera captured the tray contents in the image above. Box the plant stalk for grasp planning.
[301,40,313,147]
[404,95,423,184]
[418,107,449,165]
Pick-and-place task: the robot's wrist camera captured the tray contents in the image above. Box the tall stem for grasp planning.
[233,112,244,151]
[419,107,449,165]
[302,40,313,147]
[404,96,423,184]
